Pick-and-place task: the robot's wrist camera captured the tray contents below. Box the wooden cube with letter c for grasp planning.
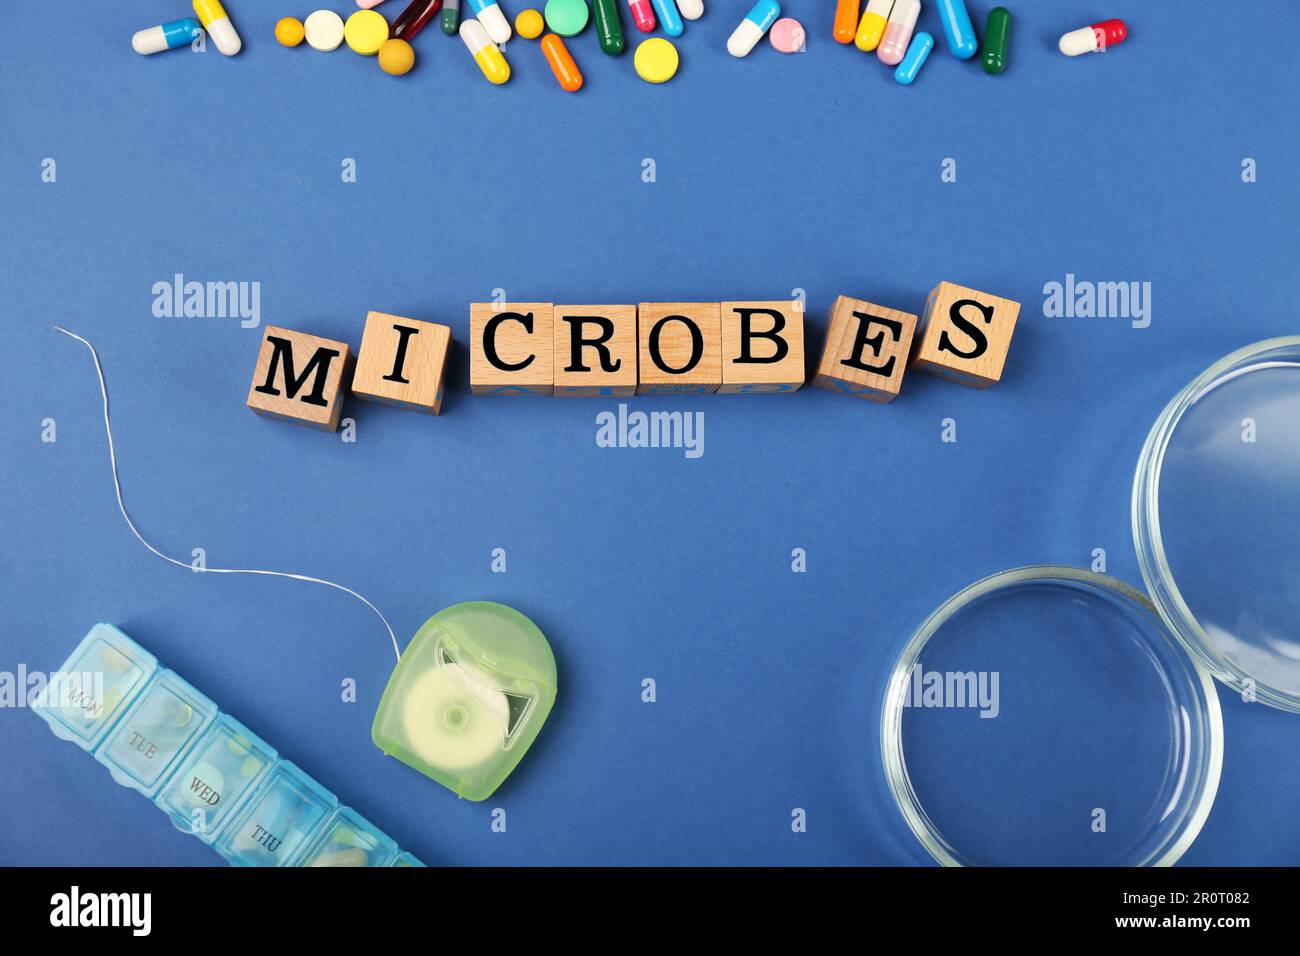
[246,326,352,431]
[719,301,805,393]
[910,281,1020,388]
[811,295,918,403]
[553,305,638,396]
[636,302,722,394]
[352,311,453,415]
[470,302,554,395]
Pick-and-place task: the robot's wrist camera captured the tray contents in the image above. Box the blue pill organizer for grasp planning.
[32,623,422,868]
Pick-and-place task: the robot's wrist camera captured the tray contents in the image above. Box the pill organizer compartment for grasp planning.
[32,623,157,748]
[297,807,400,867]
[216,761,338,867]
[155,714,277,844]
[390,851,425,867]
[96,670,218,797]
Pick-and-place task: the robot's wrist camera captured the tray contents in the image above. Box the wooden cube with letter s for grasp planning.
[910,281,1021,388]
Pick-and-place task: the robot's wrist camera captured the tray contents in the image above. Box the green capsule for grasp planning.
[441,0,460,35]
[981,6,1010,75]
[592,0,625,54]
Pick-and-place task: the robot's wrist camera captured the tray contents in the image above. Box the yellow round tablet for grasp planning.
[378,38,415,75]
[344,9,389,55]
[515,9,545,39]
[275,16,305,47]
[634,37,679,84]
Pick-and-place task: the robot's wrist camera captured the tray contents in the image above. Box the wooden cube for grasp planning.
[469,302,554,395]
[553,305,638,396]
[811,296,918,403]
[352,311,453,415]
[246,326,352,431]
[911,281,1020,389]
[719,301,805,393]
[635,303,722,394]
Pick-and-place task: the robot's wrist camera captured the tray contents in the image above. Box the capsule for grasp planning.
[591,0,626,53]
[877,0,918,66]
[539,33,583,90]
[936,0,975,58]
[650,0,683,37]
[678,0,703,20]
[627,0,655,32]
[981,6,1009,74]
[460,19,510,83]
[1059,18,1126,56]
[854,0,892,51]
[468,0,512,44]
[727,0,780,57]
[833,0,859,44]
[132,17,202,55]
[442,0,461,34]
[893,30,931,84]
[393,0,445,40]
[192,0,241,56]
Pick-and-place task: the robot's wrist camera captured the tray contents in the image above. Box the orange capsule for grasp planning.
[541,33,583,92]
[833,0,859,43]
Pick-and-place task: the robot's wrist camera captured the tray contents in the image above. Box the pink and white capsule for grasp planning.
[877,0,920,66]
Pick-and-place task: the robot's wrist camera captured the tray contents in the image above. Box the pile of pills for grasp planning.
[130,0,1129,91]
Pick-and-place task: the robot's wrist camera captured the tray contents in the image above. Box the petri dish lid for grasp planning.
[882,566,1222,867]
[1134,338,1300,712]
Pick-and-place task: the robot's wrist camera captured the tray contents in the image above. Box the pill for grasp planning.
[1059,18,1126,56]
[633,36,678,82]
[442,0,461,34]
[628,0,656,32]
[357,0,387,7]
[877,0,918,65]
[833,0,859,44]
[678,0,703,20]
[768,18,804,53]
[460,19,511,83]
[649,0,683,37]
[727,0,780,58]
[274,16,306,46]
[893,29,931,83]
[379,37,416,73]
[132,18,202,55]
[936,0,976,59]
[304,10,346,50]
[468,0,512,43]
[541,33,583,90]
[544,0,590,36]
[392,0,444,40]
[591,0,626,53]
[515,8,544,37]
[192,0,241,56]
[981,6,1009,74]
[345,9,390,53]
[854,0,891,51]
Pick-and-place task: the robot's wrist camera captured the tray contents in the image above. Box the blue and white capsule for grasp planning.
[650,0,684,37]
[132,18,203,55]
[936,0,977,58]
[468,0,512,44]
[894,30,933,84]
[727,0,780,57]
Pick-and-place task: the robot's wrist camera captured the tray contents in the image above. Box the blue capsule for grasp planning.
[894,31,934,85]
[132,18,203,55]
[649,0,684,37]
[936,0,978,59]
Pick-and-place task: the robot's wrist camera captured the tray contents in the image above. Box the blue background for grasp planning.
[2,1,1298,866]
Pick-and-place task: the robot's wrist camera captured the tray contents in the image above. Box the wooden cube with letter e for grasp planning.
[470,302,554,395]
[246,326,352,431]
[812,295,918,403]
[720,300,805,393]
[352,311,453,415]
[910,281,1020,388]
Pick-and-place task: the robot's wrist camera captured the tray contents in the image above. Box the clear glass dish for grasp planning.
[881,566,1222,867]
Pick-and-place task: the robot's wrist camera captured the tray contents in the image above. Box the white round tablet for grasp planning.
[304,10,346,52]
[400,663,510,773]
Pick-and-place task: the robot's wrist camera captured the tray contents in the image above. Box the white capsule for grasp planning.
[678,0,704,20]
[192,1,241,56]
[1059,27,1097,56]
[474,1,512,45]
[727,0,780,57]
[878,0,919,66]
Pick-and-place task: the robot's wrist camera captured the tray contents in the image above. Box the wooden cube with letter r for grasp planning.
[910,281,1020,388]
[246,326,352,431]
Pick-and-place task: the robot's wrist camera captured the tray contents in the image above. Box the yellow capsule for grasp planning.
[854,0,891,51]
[460,19,510,84]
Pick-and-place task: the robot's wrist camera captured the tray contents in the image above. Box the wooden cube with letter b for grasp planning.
[636,302,722,394]
[470,302,554,395]
[910,281,1020,388]
[352,311,453,414]
[553,305,638,396]
[719,301,805,393]
[246,326,352,431]
[811,295,918,403]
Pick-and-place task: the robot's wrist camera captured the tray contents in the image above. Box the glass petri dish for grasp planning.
[881,566,1222,867]
[1134,338,1300,712]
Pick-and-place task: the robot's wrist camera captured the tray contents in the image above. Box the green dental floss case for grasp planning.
[371,602,557,801]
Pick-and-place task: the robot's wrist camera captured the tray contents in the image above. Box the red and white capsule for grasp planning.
[1059,18,1126,56]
